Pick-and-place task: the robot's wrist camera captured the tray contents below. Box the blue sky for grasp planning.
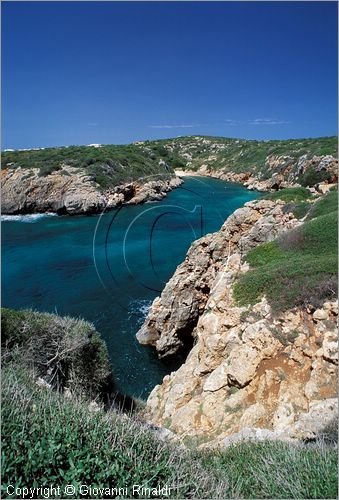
[2,1,338,149]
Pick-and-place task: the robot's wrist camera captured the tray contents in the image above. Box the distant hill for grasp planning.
[2,136,337,188]
[1,136,337,215]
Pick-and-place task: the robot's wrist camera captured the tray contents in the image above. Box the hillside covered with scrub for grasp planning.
[1,308,337,499]
[1,136,337,215]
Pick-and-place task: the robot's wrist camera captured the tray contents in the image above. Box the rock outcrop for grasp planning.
[1,165,182,215]
[145,290,337,447]
[137,199,299,357]
[137,197,338,446]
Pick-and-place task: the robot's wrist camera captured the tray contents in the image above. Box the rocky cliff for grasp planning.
[140,136,338,192]
[137,195,338,447]
[1,165,182,215]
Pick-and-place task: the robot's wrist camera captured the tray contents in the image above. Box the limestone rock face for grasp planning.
[127,177,182,205]
[137,197,337,446]
[1,166,182,215]
[1,166,106,215]
[145,286,338,445]
[137,199,299,357]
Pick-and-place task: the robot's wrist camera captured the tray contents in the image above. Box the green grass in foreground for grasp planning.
[234,193,338,311]
[2,364,337,499]
[2,308,338,498]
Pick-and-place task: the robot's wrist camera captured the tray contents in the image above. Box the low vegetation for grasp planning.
[2,144,175,189]
[2,308,337,498]
[143,135,337,178]
[234,190,338,311]
[263,187,313,203]
[3,135,337,189]
[203,440,337,499]
[2,366,228,499]
[306,188,338,219]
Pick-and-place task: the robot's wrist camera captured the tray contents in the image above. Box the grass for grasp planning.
[266,187,338,220]
[263,187,313,203]
[263,187,314,220]
[1,308,337,498]
[202,441,337,499]
[2,364,337,499]
[233,199,338,311]
[307,189,338,220]
[1,365,228,499]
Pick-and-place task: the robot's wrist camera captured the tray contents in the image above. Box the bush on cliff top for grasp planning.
[2,144,175,189]
[306,188,338,220]
[1,308,112,400]
[233,191,338,312]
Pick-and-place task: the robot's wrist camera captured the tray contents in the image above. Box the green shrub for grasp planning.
[1,144,174,189]
[290,201,312,219]
[2,136,337,189]
[298,166,332,187]
[234,210,338,312]
[38,164,62,177]
[1,308,112,400]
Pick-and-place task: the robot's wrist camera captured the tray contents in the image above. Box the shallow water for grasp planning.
[2,177,258,398]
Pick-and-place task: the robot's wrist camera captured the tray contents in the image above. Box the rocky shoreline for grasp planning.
[1,165,183,215]
[176,152,338,193]
[2,148,337,215]
[137,194,338,448]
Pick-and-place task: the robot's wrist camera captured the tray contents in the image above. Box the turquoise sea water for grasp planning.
[2,177,258,398]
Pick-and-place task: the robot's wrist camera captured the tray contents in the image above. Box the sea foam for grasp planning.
[1,213,58,223]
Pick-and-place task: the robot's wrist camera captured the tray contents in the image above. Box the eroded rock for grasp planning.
[1,166,182,215]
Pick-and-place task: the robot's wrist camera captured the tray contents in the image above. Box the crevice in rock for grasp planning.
[159,319,198,367]
[56,206,68,215]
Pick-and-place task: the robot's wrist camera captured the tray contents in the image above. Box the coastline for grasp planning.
[1,170,183,216]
